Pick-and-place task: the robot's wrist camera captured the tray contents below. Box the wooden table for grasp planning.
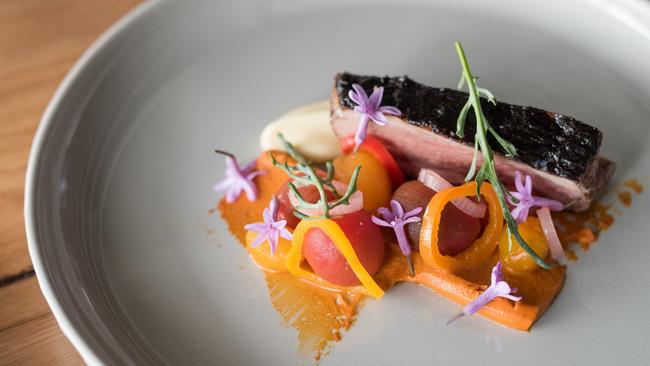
[0,1,141,364]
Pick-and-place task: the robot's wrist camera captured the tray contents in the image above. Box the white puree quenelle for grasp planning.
[259,100,340,162]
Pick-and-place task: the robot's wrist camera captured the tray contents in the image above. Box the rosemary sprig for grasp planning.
[270,134,361,220]
[454,42,552,269]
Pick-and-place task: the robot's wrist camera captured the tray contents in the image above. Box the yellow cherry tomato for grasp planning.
[498,217,549,273]
[333,150,392,214]
[245,230,292,272]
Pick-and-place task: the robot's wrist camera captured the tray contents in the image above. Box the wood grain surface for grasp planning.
[0,0,141,364]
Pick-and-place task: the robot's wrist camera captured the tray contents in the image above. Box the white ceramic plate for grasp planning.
[25,0,650,364]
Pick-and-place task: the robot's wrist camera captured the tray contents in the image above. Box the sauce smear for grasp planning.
[264,272,364,360]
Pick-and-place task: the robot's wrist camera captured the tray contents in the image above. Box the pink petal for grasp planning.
[371,216,392,227]
[262,207,272,223]
[242,179,258,201]
[213,178,233,192]
[510,205,528,223]
[514,171,525,193]
[269,197,279,219]
[241,159,257,174]
[492,281,515,297]
[369,112,388,126]
[525,174,533,196]
[350,84,369,106]
[225,156,240,174]
[404,207,423,218]
[402,216,421,224]
[368,86,384,110]
[394,223,412,256]
[509,191,524,201]
[501,294,523,301]
[378,105,401,116]
[248,169,266,179]
[244,223,267,232]
[354,115,370,148]
[390,200,404,218]
[531,196,564,211]
[349,90,364,107]
[280,228,293,241]
[249,232,268,248]
[225,187,240,203]
[491,261,503,284]
[377,207,396,222]
[270,229,280,248]
[450,262,521,323]
[271,220,287,232]
[518,205,531,223]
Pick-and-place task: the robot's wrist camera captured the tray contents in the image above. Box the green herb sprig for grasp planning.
[454,42,551,269]
[270,134,361,220]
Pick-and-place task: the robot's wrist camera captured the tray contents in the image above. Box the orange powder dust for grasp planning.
[264,271,364,361]
[565,250,578,261]
[624,179,644,194]
[618,191,632,207]
[555,179,644,257]
[555,202,614,254]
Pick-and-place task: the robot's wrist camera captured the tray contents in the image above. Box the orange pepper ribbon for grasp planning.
[287,219,385,299]
[419,182,504,273]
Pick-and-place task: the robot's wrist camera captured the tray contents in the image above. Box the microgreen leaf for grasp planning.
[477,87,497,105]
[456,100,472,138]
[271,134,360,219]
[465,140,480,183]
[488,126,517,157]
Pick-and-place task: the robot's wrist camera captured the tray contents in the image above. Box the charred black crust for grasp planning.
[336,72,603,181]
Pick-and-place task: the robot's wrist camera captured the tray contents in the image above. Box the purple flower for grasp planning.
[244,197,292,255]
[447,262,522,324]
[348,84,401,151]
[213,150,266,203]
[507,171,563,223]
[372,200,421,276]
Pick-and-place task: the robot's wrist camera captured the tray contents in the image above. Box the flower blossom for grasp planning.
[447,261,522,324]
[372,200,422,276]
[244,197,292,255]
[508,171,563,223]
[348,83,401,151]
[213,150,265,203]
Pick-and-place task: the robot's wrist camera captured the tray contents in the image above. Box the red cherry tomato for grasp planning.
[302,210,385,286]
[437,204,482,256]
[275,181,336,229]
[391,180,482,256]
[340,135,405,188]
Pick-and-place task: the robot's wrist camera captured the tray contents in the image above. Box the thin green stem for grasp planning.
[455,42,552,269]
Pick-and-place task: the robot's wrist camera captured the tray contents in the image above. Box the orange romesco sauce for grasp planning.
[624,178,644,194]
[216,154,642,359]
[553,178,643,259]
[618,191,632,207]
[263,271,365,359]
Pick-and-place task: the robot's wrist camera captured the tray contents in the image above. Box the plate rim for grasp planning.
[22,0,650,364]
[23,1,161,364]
